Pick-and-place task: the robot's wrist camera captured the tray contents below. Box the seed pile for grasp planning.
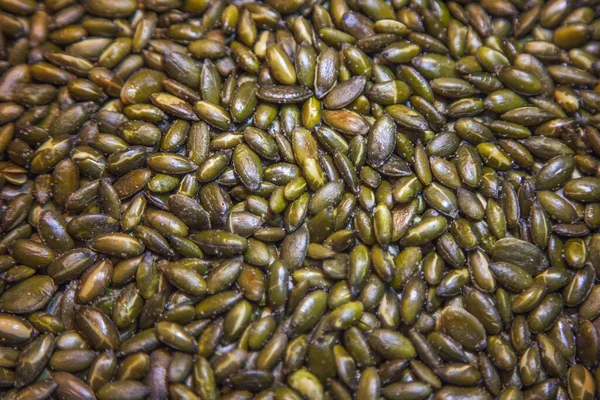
[1,0,600,399]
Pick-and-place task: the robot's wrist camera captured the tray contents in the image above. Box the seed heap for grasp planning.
[1,0,600,399]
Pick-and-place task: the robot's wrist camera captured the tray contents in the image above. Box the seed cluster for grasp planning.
[0,0,600,399]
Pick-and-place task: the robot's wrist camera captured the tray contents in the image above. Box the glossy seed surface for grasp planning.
[2,0,600,398]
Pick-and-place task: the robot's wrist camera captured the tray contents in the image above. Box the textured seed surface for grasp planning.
[1,0,600,399]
